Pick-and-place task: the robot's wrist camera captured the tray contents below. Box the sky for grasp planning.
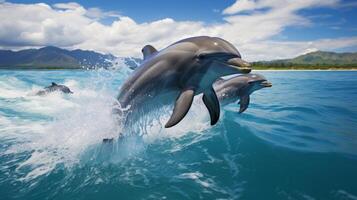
[0,0,357,61]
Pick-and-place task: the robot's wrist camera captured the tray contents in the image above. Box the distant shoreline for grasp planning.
[253,69,357,71]
[252,66,357,70]
[1,68,357,71]
[0,68,83,71]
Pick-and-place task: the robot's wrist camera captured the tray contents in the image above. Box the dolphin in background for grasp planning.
[214,74,272,113]
[36,82,73,96]
[117,36,252,128]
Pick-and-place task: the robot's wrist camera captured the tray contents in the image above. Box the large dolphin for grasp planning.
[117,36,251,128]
[36,82,73,96]
[214,74,272,113]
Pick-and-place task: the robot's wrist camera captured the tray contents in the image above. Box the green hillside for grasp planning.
[253,51,357,70]
[0,46,141,69]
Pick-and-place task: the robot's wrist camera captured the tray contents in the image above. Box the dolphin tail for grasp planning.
[238,95,250,113]
[203,87,220,125]
[165,88,195,128]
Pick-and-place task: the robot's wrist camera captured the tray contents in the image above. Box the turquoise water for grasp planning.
[0,69,357,199]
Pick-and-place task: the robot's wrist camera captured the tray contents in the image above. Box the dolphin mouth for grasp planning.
[233,66,251,74]
[226,57,252,74]
[260,80,272,87]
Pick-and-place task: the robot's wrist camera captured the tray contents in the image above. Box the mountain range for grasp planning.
[0,46,356,70]
[253,51,357,69]
[0,46,141,69]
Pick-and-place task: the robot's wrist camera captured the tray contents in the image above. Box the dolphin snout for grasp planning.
[260,80,272,87]
[227,57,251,68]
[227,58,251,73]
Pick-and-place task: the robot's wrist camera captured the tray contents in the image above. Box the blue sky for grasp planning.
[1,0,357,60]
[10,0,236,23]
[283,5,357,40]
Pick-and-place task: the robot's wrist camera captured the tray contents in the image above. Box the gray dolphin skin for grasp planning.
[117,36,252,128]
[214,74,272,113]
[36,82,73,96]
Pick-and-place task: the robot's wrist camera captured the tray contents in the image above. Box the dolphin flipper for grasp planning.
[203,87,220,125]
[238,95,250,113]
[165,88,195,128]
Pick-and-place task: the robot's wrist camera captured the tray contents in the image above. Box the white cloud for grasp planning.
[53,2,82,10]
[223,0,258,14]
[52,2,120,19]
[0,0,355,61]
[241,37,357,61]
[213,9,220,13]
[222,0,339,15]
[85,7,120,19]
[0,2,90,47]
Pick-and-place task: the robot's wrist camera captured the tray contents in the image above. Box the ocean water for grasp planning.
[0,69,357,200]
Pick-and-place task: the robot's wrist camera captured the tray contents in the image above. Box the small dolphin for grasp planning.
[102,138,114,143]
[214,74,272,113]
[36,82,73,96]
[117,36,252,128]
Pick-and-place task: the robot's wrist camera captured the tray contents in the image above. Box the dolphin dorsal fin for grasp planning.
[142,45,157,60]
[51,82,57,86]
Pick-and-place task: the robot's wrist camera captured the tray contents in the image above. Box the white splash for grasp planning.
[0,68,213,182]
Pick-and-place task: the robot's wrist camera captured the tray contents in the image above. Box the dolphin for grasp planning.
[116,36,252,128]
[214,74,272,113]
[36,82,73,96]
